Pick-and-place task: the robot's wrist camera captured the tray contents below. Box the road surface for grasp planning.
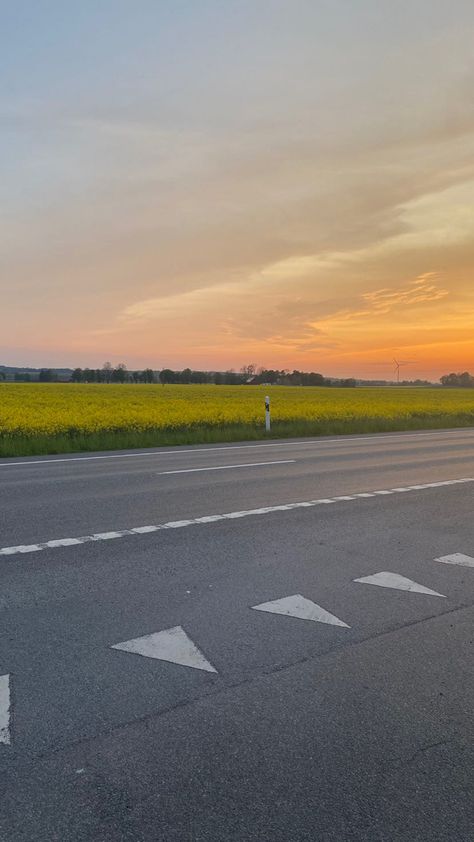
[1,428,473,841]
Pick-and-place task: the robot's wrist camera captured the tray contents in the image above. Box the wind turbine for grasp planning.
[393,358,414,384]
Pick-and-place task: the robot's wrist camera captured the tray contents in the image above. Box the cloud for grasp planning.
[362,273,449,312]
[2,2,474,376]
[308,274,450,335]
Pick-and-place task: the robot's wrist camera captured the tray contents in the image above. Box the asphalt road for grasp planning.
[1,428,473,841]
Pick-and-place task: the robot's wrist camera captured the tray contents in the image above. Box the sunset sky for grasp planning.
[2,1,474,379]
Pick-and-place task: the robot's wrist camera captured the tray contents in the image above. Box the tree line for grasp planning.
[67,362,356,387]
[70,363,155,384]
[6,363,473,387]
[440,371,474,387]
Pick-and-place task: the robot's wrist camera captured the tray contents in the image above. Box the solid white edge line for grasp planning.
[1,477,473,559]
[158,460,296,475]
[1,428,474,468]
[0,674,11,746]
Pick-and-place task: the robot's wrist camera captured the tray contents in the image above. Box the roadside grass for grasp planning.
[2,413,474,458]
[2,383,474,458]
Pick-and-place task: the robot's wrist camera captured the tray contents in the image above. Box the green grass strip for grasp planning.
[1,414,474,458]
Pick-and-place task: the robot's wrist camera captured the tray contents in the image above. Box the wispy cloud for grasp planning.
[362,273,448,311]
[312,274,449,328]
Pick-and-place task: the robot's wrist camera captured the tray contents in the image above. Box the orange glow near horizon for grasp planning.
[2,5,474,380]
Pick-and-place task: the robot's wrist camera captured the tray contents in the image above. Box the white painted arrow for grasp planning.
[435,553,474,568]
[0,674,11,745]
[354,571,446,597]
[252,594,350,627]
[111,626,217,673]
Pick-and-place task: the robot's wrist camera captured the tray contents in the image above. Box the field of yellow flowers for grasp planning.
[1,382,474,456]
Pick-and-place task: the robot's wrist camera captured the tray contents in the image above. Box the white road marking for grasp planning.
[92,531,127,540]
[0,544,43,555]
[435,553,474,568]
[354,571,446,597]
[0,674,11,745]
[130,525,160,534]
[158,460,296,475]
[111,626,217,673]
[1,429,473,468]
[46,537,83,547]
[0,476,473,559]
[252,594,350,627]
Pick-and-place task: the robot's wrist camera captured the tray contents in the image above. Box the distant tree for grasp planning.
[223,369,245,385]
[459,371,474,387]
[159,368,175,385]
[142,368,155,383]
[102,361,113,383]
[71,368,83,382]
[240,363,258,381]
[441,372,474,387]
[39,369,56,382]
[276,370,291,385]
[257,369,280,385]
[304,372,326,386]
[288,370,302,386]
[83,368,96,383]
[112,363,128,383]
[190,370,209,384]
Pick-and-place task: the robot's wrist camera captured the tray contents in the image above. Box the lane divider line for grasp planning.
[0,477,473,559]
[157,459,296,475]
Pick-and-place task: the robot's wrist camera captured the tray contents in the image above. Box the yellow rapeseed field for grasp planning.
[1,382,474,456]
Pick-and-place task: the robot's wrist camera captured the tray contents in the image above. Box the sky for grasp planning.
[1,0,474,379]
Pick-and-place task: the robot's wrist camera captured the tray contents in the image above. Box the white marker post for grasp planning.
[265,395,271,432]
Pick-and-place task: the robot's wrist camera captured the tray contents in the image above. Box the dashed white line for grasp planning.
[158,460,296,475]
[131,525,160,534]
[0,476,472,559]
[93,531,127,540]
